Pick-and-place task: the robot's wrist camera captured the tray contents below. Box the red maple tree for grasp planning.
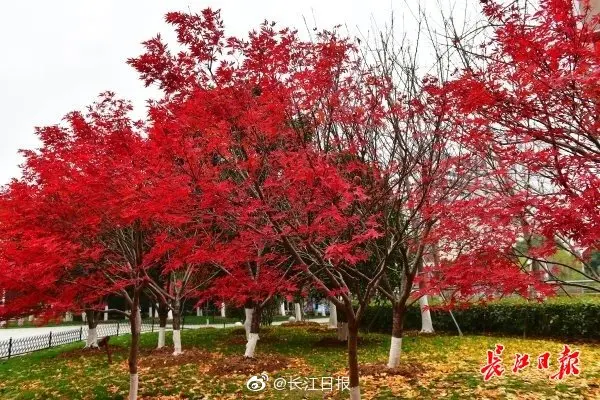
[442,0,600,293]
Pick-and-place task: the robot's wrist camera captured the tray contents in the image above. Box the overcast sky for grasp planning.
[0,1,481,185]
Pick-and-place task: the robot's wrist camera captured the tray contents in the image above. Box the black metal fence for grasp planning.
[0,319,163,360]
[0,310,329,360]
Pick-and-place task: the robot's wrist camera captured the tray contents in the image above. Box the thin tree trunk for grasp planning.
[347,318,361,400]
[419,250,435,333]
[128,298,141,400]
[337,304,348,341]
[329,300,338,328]
[279,300,286,316]
[387,304,405,368]
[84,309,99,348]
[244,305,261,358]
[294,302,302,321]
[419,295,434,333]
[157,302,168,349]
[172,302,182,355]
[244,299,253,340]
[528,259,547,299]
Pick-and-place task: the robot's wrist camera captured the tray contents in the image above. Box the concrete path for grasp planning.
[0,317,329,341]
[0,325,89,342]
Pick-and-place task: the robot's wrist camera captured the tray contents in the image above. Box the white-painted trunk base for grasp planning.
[244,308,253,340]
[337,322,348,341]
[220,303,226,317]
[129,373,139,400]
[85,327,99,348]
[419,295,434,333]
[329,301,337,329]
[349,386,361,400]
[294,303,302,321]
[279,301,286,316]
[244,333,259,358]
[157,327,166,349]
[172,329,182,355]
[387,336,403,368]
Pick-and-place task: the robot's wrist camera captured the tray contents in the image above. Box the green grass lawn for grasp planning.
[0,324,598,399]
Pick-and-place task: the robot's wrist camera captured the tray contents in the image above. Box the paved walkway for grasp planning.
[0,317,329,341]
[0,325,87,341]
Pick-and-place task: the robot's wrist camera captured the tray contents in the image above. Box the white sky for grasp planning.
[0,1,481,185]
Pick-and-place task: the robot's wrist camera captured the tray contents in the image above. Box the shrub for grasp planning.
[360,300,600,340]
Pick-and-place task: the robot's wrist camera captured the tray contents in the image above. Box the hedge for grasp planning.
[360,301,600,340]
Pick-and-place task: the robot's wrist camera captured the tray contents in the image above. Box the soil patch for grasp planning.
[226,336,248,345]
[226,333,281,346]
[305,325,332,333]
[280,321,321,328]
[139,347,214,369]
[229,326,273,335]
[56,346,125,360]
[230,327,247,336]
[314,336,375,348]
[314,337,347,348]
[207,354,291,375]
[359,362,426,379]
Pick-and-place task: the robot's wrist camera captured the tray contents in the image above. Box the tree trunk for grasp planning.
[294,302,302,321]
[128,301,141,400]
[84,309,99,348]
[172,303,182,355]
[279,301,286,316]
[157,302,168,349]
[528,259,547,299]
[244,305,261,358]
[419,295,434,333]
[244,299,253,340]
[347,319,361,400]
[328,300,338,328]
[387,304,405,368]
[337,304,348,341]
[419,250,435,333]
